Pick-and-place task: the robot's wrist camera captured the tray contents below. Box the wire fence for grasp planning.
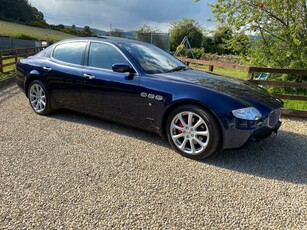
[136,33,170,52]
[0,37,42,50]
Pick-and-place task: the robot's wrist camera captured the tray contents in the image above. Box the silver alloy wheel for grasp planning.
[29,83,46,113]
[170,111,210,155]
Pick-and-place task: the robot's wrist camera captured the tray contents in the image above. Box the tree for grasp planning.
[135,24,161,41]
[0,0,45,23]
[31,6,44,21]
[134,24,169,51]
[202,36,215,53]
[57,24,65,30]
[225,33,251,55]
[196,0,307,68]
[212,25,233,54]
[135,24,160,38]
[109,28,124,37]
[81,26,93,36]
[135,24,154,35]
[169,18,203,51]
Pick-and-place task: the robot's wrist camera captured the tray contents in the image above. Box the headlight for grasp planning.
[232,107,262,120]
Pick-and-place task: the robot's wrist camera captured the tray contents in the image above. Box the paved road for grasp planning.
[1,84,306,229]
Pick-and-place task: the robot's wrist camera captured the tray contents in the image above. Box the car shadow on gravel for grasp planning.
[0,84,20,106]
[49,110,171,148]
[50,110,306,184]
[204,131,307,184]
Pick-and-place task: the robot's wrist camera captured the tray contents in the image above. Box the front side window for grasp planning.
[88,42,129,70]
[122,42,186,74]
[53,42,86,65]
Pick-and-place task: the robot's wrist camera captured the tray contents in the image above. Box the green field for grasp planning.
[283,100,307,110]
[0,21,75,80]
[0,20,76,41]
[191,64,247,79]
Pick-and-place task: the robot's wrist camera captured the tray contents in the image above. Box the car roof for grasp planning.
[60,36,146,46]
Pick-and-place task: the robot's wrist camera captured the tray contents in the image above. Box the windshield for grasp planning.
[121,42,187,74]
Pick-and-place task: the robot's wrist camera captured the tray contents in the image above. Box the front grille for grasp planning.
[268,109,281,127]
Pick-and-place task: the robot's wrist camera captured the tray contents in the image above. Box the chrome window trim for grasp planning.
[50,40,88,67]
[86,41,140,76]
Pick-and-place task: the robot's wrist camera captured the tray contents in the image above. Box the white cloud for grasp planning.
[29,0,216,32]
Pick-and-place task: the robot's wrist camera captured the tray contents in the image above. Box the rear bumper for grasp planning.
[15,70,26,94]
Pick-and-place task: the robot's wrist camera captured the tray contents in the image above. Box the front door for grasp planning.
[81,42,142,126]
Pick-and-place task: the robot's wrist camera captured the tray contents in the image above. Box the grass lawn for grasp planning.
[1,57,23,73]
[0,58,23,80]
[283,100,307,110]
[0,71,14,81]
[191,64,247,79]
[2,58,18,72]
[0,20,76,41]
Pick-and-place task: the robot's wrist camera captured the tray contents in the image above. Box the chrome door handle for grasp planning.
[43,66,52,72]
[83,73,95,79]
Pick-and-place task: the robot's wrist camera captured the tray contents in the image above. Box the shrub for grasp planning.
[192,48,205,59]
[13,33,38,40]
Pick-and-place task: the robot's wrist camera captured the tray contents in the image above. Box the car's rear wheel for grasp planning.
[166,105,221,160]
[28,80,52,115]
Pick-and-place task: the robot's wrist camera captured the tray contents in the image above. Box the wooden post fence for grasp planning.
[0,47,43,73]
[177,57,307,118]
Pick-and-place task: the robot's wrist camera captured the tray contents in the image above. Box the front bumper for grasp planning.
[222,110,282,149]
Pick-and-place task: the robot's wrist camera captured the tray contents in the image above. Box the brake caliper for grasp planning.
[177,117,187,134]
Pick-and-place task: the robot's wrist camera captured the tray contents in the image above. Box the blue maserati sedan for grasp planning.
[16,37,282,159]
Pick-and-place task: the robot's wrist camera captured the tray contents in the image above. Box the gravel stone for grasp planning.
[0,84,306,229]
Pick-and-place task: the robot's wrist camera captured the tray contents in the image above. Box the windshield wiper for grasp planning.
[166,66,188,73]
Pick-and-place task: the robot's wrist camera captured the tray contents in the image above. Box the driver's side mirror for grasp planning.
[112,63,135,74]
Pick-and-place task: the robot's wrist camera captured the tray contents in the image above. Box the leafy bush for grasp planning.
[201,53,240,64]
[175,44,189,57]
[13,33,38,40]
[193,48,205,59]
[175,43,241,64]
[28,20,48,28]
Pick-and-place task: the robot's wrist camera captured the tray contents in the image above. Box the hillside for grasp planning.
[67,25,136,39]
[0,20,76,41]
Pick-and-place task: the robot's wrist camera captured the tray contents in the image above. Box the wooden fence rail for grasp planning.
[177,57,307,118]
[0,47,43,73]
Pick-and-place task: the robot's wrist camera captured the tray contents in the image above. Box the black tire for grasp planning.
[27,80,53,115]
[166,104,221,160]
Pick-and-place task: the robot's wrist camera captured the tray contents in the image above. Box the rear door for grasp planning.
[42,41,87,110]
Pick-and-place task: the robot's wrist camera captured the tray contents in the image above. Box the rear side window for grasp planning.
[53,42,86,65]
[88,42,128,70]
[35,46,52,58]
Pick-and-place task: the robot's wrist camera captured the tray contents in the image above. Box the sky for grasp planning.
[28,0,216,32]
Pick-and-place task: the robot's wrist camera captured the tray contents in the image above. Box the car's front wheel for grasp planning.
[28,80,52,115]
[166,105,221,160]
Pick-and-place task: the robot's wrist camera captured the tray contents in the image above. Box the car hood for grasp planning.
[159,69,283,108]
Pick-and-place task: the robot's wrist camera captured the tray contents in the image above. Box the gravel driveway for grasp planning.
[1,84,306,229]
